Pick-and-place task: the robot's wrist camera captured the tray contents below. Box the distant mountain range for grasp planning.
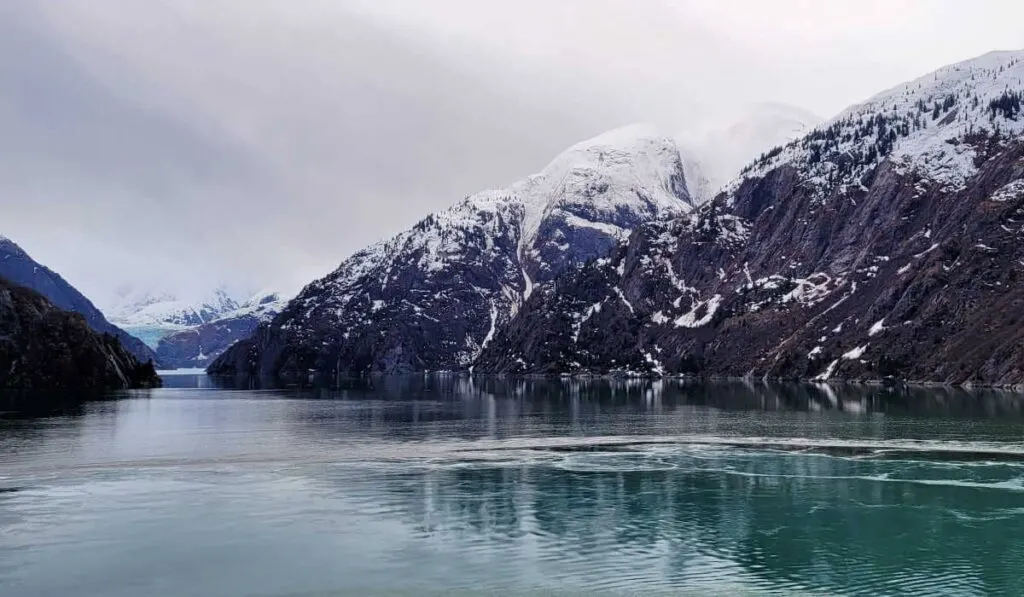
[105,287,241,330]
[101,286,290,369]
[153,289,289,369]
[0,234,287,376]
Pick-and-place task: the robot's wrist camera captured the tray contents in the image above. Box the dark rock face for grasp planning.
[156,313,262,369]
[210,128,694,378]
[0,237,158,366]
[476,51,1024,386]
[0,278,161,390]
[477,140,1024,385]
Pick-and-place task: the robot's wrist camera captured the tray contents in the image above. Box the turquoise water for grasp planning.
[2,377,1024,595]
[120,325,178,349]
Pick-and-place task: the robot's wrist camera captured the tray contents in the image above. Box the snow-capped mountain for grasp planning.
[477,49,1024,385]
[154,289,290,369]
[210,125,697,377]
[105,287,240,328]
[230,288,290,320]
[101,286,243,350]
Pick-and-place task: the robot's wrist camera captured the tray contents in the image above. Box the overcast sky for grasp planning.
[2,0,1023,305]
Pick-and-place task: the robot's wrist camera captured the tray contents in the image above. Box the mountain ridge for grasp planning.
[105,287,240,329]
[209,125,699,377]
[0,277,161,389]
[0,236,158,366]
[212,49,1024,385]
[154,289,290,369]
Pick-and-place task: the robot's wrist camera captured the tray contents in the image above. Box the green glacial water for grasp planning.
[2,376,1024,596]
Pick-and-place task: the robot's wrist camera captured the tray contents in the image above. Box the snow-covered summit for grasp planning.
[104,286,240,328]
[513,124,692,252]
[733,49,1024,195]
[563,123,666,151]
[432,124,693,264]
[213,124,696,375]
[152,287,294,369]
[333,124,695,292]
[219,288,290,323]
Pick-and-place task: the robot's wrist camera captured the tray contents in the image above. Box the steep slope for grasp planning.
[155,289,289,368]
[477,50,1024,386]
[0,277,161,389]
[210,125,695,377]
[0,236,158,365]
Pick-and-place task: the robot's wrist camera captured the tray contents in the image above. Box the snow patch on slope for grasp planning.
[674,295,722,328]
[991,179,1024,202]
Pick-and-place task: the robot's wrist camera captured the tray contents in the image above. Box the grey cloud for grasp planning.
[0,0,1022,306]
[0,1,636,304]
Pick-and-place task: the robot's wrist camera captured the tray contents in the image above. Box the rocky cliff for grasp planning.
[0,236,158,366]
[0,278,162,389]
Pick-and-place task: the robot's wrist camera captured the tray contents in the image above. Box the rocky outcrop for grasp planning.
[0,236,158,365]
[477,50,1024,386]
[210,126,697,377]
[0,278,161,389]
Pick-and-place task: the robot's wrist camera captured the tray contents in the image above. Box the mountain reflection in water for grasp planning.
[1,376,1024,596]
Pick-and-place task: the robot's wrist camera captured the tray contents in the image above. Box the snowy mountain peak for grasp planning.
[514,124,692,266]
[224,288,291,322]
[561,123,668,153]
[240,287,285,309]
[212,125,697,376]
[153,287,294,369]
[474,49,1024,386]
[104,286,241,329]
[733,49,1024,196]
[392,124,693,286]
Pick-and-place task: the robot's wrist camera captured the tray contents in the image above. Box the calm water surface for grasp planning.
[2,376,1024,596]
